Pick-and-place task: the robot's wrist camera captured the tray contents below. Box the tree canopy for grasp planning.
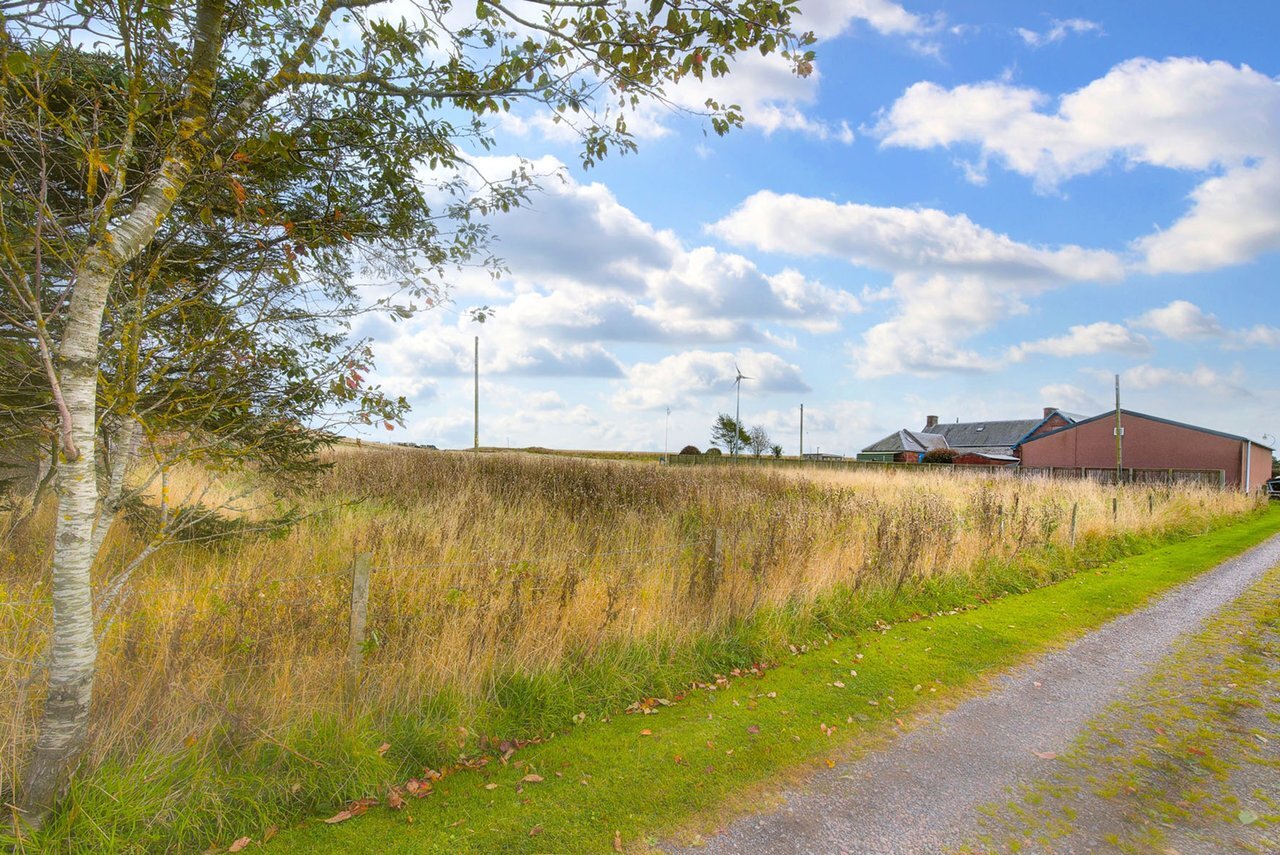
[1,0,813,826]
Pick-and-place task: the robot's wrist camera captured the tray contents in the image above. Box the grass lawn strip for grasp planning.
[264,507,1280,854]
[958,558,1280,854]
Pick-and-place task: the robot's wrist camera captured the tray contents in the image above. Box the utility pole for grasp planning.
[473,335,479,452]
[799,403,804,459]
[664,407,671,463]
[1114,373,1123,482]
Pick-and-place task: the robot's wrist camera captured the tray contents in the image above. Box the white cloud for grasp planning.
[711,190,1122,377]
[1009,322,1151,361]
[614,349,810,411]
[1017,18,1101,48]
[1132,300,1280,350]
[1039,383,1103,415]
[799,0,936,40]
[1116,363,1249,397]
[874,57,1280,271]
[711,191,1123,282]
[1132,300,1224,341]
[1234,325,1280,348]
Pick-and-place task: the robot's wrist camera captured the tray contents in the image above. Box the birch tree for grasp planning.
[1,0,811,827]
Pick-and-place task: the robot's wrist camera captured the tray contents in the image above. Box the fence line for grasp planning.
[667,454,1226,487]
[374,540,695,573]
[0,539,706,615]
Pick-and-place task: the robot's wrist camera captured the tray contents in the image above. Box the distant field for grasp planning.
[0,448,1264,851]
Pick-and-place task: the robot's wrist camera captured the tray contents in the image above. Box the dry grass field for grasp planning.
[0,447,1261,847]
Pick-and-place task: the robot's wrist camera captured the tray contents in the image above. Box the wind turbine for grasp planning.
[733,362,752,461]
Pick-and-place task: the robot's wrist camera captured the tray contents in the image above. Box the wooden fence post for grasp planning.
[1069,502,1078,548]
[1148,493,1154,515]
[346,552,372,700]
[997,504,1004,538]
[1112,497,1118,522]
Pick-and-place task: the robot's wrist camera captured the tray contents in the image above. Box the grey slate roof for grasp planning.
[919,419,1043,453]
[861,429,950,455]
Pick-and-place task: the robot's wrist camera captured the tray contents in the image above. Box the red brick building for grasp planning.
[1017,409,1274,491]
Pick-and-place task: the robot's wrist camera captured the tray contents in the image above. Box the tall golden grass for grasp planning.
[0,448,1260,798]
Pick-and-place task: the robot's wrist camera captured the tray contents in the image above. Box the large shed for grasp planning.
[1018,409,1273,491]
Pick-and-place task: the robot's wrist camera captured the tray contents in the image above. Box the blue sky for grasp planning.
[361,0,1280,455]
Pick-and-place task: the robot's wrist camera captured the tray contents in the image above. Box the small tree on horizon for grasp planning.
[710,413,750,454]
[748,424,771,457]
[770,443,783,458]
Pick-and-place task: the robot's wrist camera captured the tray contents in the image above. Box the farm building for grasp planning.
[856,429,950,463]
[1017,409,1274,491]
[858,408,1080,465]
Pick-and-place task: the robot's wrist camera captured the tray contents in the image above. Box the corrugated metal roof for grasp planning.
[1018,408,1269,447]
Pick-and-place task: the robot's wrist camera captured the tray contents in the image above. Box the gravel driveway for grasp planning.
[668,531,1280,855]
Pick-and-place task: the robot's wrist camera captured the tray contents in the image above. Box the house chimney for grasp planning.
[925,415,939,430]
[1043,407,1056,419]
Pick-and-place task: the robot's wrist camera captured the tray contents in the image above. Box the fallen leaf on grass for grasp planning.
[404,779,433,798]
[387,787,406,810]
[746,725,760,735]
[228,837,251,852]
[1033,751,1057,760]
[529,826,543,837]
[831,681,845,689]
[521,774,544,783]
[825,759,836,769]
[484,783,499,790]
[614,830,623,852]
[1188,746,1207,757]
[262,826,278,844]
[323,796,378,824]
[376,742,390,756]
[639,729,652,736]
[1237,809,1258,825]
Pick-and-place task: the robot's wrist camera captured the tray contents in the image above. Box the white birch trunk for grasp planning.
[90,419,139,560]
[16,251,115,823]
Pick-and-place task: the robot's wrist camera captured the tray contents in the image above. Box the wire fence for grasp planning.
[0,536,711,681]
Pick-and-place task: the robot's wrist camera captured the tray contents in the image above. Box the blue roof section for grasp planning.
[1012,408,1090,448]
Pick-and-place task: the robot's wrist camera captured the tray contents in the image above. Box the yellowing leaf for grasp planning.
[228,837,251,852]
[521,774,543,783]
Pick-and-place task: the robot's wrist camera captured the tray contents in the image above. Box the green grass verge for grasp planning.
[256,506,1280,855]
[9,507,1277,853]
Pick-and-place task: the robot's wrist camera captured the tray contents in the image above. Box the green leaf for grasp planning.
[5,51,32,75]
[1238,809,1258,825]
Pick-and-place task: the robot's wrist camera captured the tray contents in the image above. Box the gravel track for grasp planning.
[669,531,1280,855]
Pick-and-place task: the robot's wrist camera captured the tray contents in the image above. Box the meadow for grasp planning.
[0,448,1263,850]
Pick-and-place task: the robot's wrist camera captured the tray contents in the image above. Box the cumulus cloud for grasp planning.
[712,190,1122,282]
[1039,383,1103,415]
[711,190,1122,377]
[614,349,810,411]
[1008,322,1151,361]
[800,0,933,39]
[1132,300,1224,340]
[1114,363,1250,397]
[1132,299,1280,350]
[873,57,1280,271]
[1017,18,1101,48]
